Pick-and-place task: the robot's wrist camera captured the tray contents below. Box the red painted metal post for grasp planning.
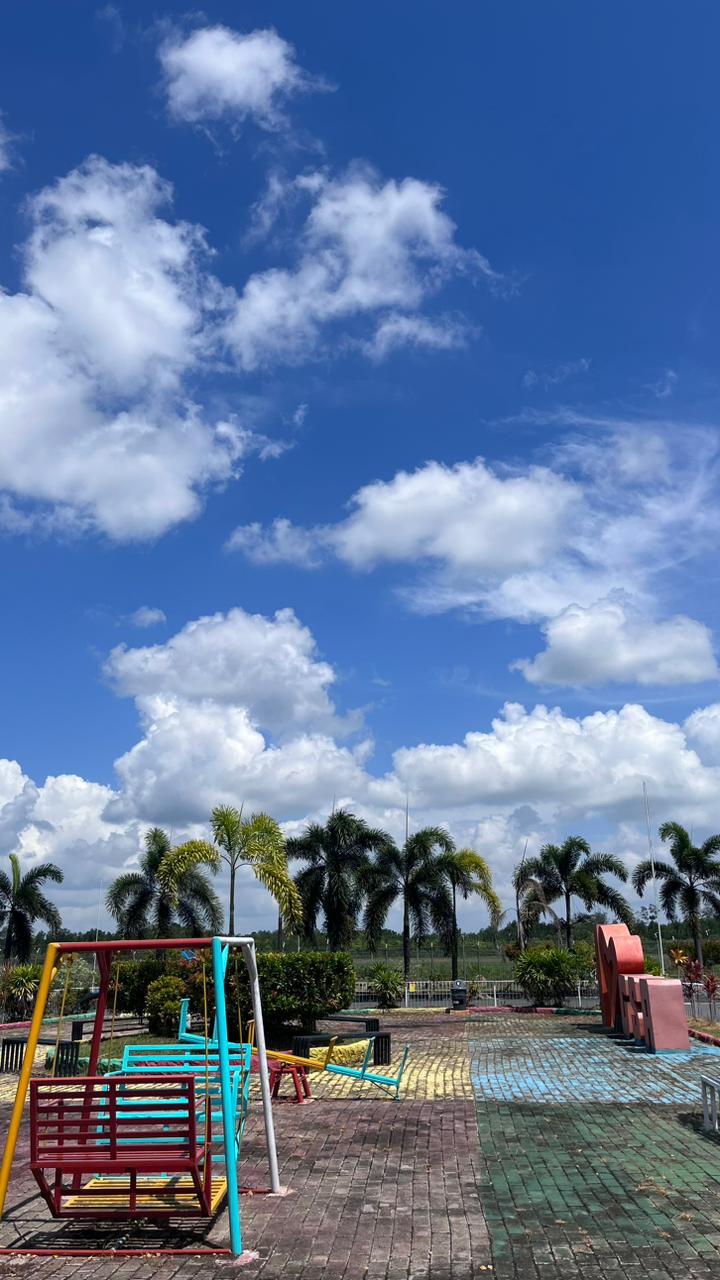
[87,951,111,1076]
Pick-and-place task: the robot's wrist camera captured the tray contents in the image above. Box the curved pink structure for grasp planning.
[594,923,689,1051]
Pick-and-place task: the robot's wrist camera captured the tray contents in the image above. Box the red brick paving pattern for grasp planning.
[0,1014,490,1279]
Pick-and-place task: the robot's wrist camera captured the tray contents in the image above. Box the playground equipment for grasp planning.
[0,934,280,1261]
[178,999,411,1100]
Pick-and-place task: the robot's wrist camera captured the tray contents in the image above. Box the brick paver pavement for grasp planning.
[2,1010,720,1277]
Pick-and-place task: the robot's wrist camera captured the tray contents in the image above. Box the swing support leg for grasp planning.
[212,937,244,1258]
[0,943,58,1217]
[212,936,282,1260]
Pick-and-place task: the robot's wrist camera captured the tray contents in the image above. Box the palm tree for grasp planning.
[364,828,455,981]
[107,827,223,938]
[437,848,502,979]
[518,836,631,948]
[210,806,302,937]
[288,809,391,950]
[633,822,720,966]
[513,870,564,950]
[0,854,63,961]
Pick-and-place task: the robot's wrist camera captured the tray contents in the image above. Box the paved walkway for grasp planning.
[2,1011,720,1277]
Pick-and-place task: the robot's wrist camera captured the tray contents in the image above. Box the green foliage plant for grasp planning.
[146,975,188,1035]
[366,962,404,1008]
[185,950,355,1037]
[515,947,582,1006]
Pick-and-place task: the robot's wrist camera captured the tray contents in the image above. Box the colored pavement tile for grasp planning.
[2,1010,720,1277]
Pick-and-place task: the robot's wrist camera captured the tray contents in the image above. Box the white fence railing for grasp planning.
[354,978,600,1007]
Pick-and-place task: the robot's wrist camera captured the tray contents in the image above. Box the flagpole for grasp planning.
[642,781,665,975]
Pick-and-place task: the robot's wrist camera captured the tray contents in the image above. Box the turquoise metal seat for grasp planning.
[105,1042,251,1161]
[325,1039,411,1099]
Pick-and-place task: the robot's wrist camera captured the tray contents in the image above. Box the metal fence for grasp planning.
[354,978,600,1009]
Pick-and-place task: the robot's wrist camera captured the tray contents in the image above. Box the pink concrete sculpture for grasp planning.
[640,976,689,1052]
[594,923,690,1051]
[595,924,644,1029]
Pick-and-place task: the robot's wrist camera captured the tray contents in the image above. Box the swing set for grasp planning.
[0,934,280,1261]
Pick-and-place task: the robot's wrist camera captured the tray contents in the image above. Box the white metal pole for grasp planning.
[217,936,281,1195]
[642,782,666,975]
[241,940,281,1194]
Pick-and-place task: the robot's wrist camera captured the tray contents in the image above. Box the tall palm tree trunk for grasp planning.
[564,890,572,949]
[228,861,236,935]
[3,921,13,961]
[692,916,704,966]
[402,898,411,982]
[276,912,284,951]
[451,882,458,980]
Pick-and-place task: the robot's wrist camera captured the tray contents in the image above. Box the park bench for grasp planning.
[115,1042,252,1152]
[2,1034,83,1075]
[293,1030,392,1066]
[323,1014,380,1033]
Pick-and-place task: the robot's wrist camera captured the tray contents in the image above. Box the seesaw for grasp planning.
[178,998,410,1099]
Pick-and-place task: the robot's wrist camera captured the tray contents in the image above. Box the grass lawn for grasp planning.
[688,1016,720,1038]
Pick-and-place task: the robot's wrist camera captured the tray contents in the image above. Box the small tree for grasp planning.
[107,828,223,938]
[518,837,631,948]
[438,848,502,980]
[364,828,454,981]
[289,810,391,950]
[704,972,718,1022]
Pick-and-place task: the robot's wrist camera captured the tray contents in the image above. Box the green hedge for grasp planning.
[184,950,355,1037]
[102,950,355,1039]
[515,946,588,1006]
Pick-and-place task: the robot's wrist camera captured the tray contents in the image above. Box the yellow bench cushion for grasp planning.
[309,1039,370,1066]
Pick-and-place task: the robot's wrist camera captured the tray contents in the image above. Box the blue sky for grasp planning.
[2,2,720,932]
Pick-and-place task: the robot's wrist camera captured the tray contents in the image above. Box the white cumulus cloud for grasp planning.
[228,427,720,689]
[226,517,328,567]
[391,701,720,820]
[514,598,719,687]
[105,606,348,738]
[227,165,500,369]
[159,25,327,129]
[0,156,255,539]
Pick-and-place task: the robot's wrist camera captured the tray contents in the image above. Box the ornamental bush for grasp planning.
[515,947,583,1007]
[0,963,43,1021]
[366,962,403,1008]
[112,957,182,1019]
[146,975,187,1035]
[184,950,355,1038]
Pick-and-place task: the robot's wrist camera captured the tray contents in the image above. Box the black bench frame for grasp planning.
[293,1031,391,1067]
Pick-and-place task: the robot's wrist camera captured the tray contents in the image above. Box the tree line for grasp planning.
[514,823,720,966]
[2,810,719,973]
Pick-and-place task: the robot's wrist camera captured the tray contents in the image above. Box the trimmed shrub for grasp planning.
[146,975,187,1035]
[570,940,596,981]
[366,962,403,1008]
[112,957,180,1019]
[185,950,355,1037]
